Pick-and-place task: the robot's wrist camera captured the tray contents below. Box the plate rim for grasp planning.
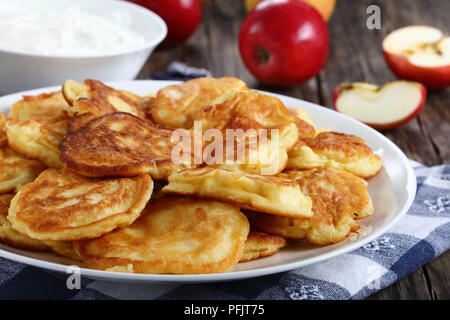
[0,80,417,283]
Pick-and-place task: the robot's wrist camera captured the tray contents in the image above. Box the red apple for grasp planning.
[239,0,329,87]
[127,0,202,48]
[383,26,450,90]
[334,81,427,130]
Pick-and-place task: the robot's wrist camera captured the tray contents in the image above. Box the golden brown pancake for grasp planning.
[137,94,157,122]
[8,91,72,121]
[66,94,157,135]
[152,77,248,129]
[0,147,46,194]
[44,240,82,261]
[287,132,382,179]
[0,115,46,194]
[247,167,373,245]
[0,114,7,147]
[75,197,250,274]
[193,90,298,150]
[0,194,48,251]
[62,79,146,119]
[240,231,287,262]
[209,135,289,176]
[8,168,153,241]
[59,112,194,179]
[6,114,70,168]
[288,108,316,138]
[190,90,299,174]
[66,113,98,135]
[163,167,313,217]
[288,108,314,126]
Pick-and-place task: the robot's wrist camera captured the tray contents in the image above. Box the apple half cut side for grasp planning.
[334,81,427,130]
[383,26,450,90]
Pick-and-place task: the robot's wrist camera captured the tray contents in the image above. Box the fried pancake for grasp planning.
[191,90,298,174]
[288,108,316,138]
[59,112,194,179]
[0,115,46,194]
[66,113,98,135]
[137,94,157,122]
[0,113,7,147]
[62,79,146,119]
[6,114,70,168]
[193,90,298,150]
[288,108,314,126]
[0,194,48,251]
[240,231,287,262]
[8,168,153,241]
[8,91,72,121]
[163,167,313,217]
[44,240,82,261]
[287,132,382,179]
[152,77,248,129]
[0,147,46,194]
[247,168,373,245]
[75,197,250,274]
[210,136,289,176]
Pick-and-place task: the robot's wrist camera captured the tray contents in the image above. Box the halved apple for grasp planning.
[383,26,450,90]
[334,81,427,130]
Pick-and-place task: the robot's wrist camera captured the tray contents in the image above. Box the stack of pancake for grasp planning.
[0,77,382,274]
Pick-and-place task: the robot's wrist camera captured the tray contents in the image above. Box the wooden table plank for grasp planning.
[138,0,449,300]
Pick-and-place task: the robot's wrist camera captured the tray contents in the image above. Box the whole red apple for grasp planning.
[239,0,329,87]
[127,0,202,48]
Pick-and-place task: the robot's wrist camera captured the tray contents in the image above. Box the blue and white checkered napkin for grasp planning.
[0,160,448,300]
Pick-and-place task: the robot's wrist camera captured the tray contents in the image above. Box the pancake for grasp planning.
[152,77,248,129]
[192,90,298,149]
[8,91,72,121]
[287,132,382,179]
[8,168,153,241]
[59,112,194,179]
[247,167,373,245]
[6,114,69,168]
[0,147,46,194]
[136,94,157,122]
[193,90,299,174]
[0,115,46,194]
[240,231,287,262]
[210,135,289,176]
[75,197,250,274]
[66,112,98,134]
[62,79,146,119]
[162,167,313,217]
[288,108,316,138]
[0,113,7,147]
[0,194,48,251]
[44,240,82,261]
[288,108,314,126]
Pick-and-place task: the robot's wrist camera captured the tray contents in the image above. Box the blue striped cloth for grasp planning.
[0,160,448,300]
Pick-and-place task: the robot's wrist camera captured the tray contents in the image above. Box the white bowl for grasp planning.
[0,0,167,94]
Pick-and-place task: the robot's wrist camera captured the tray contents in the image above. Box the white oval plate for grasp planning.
[0,80,416,284]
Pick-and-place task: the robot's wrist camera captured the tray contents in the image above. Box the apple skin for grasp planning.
[239,0,329,87]
[127,0,202,48]
[383,50,450,91]
[333,83,427,130]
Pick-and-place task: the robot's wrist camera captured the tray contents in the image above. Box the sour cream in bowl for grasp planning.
[0,0,167,94]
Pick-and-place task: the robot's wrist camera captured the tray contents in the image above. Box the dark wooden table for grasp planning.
[138,0,449,299]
